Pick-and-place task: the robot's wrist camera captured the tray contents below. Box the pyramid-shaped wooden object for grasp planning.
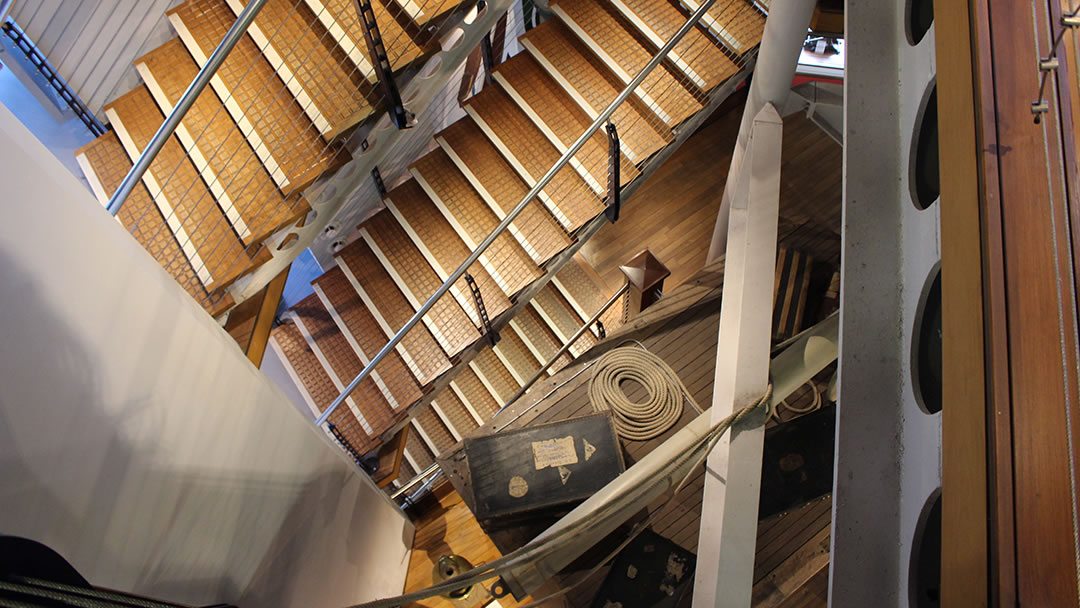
[619,249,671,291]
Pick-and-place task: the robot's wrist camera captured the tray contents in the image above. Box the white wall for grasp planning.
[0,103,414,607]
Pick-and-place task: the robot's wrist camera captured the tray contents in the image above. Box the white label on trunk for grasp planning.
[531,435,579,470]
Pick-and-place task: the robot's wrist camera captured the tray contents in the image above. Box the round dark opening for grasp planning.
[910,82,940,210]
[907,0,934,45]
[909,489,942,608]
[912,263,942,414]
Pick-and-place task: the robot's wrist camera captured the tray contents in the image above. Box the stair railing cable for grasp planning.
[389,281,630,501]
[316,0,725,429]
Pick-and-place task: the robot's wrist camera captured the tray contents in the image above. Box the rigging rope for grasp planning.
[589,346,700,441]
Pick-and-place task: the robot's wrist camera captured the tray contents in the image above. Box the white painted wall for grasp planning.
[0,103,414,607]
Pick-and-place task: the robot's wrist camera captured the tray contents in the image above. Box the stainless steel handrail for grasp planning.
[390,282,629,502]
[317,0,721,427]
[105,0,269,216]
[0,0,15,25]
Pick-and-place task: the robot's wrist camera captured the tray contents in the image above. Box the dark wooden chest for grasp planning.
[464,413,625,528]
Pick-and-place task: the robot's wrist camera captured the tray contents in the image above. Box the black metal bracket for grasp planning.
[352,0,412,129]
[596,320,607,340]
[465,273,499,346]
[605,122,621,223]
[371,166,387,196]
[481,32,496,86]
[1,22,106,137]
[327,421,372,472]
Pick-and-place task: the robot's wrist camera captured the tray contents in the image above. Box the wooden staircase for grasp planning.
[76,0,455,314]
[72,0,766,486]
[260,0,765,488]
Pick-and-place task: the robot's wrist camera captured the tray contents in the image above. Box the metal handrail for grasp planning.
[317,0,722,428]
[105,0,269,216]
[390,282,629,501]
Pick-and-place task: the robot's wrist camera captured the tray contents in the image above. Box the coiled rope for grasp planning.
[589,345,702,441]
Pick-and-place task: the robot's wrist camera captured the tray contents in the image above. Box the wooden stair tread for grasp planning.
[611,0,738,89]
[313,266,425,408]
[552,254,625,335]
[495,328,543,386]
[494,53,639,186]
[455,366,501,421]
[362,210,481,356]
[533,283,597,357]
[681,0,765,56]
[273,322,377,453]
[390,0,460,26]
[304,0,426,74]
[550,0,703,126]
[521,20,670,161]
[291,293,399,434]
[464,86,603,231]
[383,180,511,318]
[410,148,542,295]
[168,0,349,194]
[225,0,374,137]
[414,407,456,454]
[75,133,228,315]
[136,38,308,244]
[437,119,571,263]
[337,238,452,384]
[513,307,574,374]
[431,387,480,440]
[472,348,522,405]
[405,426,436,469]
[104,86,252,289]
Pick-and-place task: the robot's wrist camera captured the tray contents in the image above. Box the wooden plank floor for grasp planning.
[580,92,843,293]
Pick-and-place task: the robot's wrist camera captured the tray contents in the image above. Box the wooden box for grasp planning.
[464,414,624,528]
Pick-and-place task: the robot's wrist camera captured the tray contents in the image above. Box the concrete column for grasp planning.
[706,0,816,264]
[694,103,783,608]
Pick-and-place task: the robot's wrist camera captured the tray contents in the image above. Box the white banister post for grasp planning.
[693,103,784,607]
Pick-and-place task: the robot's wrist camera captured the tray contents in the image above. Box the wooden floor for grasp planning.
[581,92,843,293]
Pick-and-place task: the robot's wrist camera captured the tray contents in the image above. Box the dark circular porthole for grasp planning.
[909,489,942,608]
[907,0,934,46]
[912,263,942,414]
[910,81,939,210]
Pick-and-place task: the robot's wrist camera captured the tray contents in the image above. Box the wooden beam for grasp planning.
[751,525,830,608]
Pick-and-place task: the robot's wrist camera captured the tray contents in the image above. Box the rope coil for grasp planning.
[589,346,700,441]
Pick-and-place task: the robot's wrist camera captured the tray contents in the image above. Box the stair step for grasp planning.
[288,293,398,435]
[492,53,640,187]
[312,266,425,409]
[336,239,452,384]
[431,387,479,440]
[404,427,436,470]
[414,407,456,454]
[390,0,460,27]
[436,119,571,263]
[168,0,350,195]
[464,86,604,232]
[104,86,252,290]
[608,0,738,90]
[510,307,574,374]
[75,133,229,316]
[135,38,309,245]
[410,148,542,295]
[453,365,502,422]
[224,0,375,137]
[520,20,671,161]
[532,283,598,357]
[271,322,377,453]
[680,0,765,56]
[301,0,426,76]
[383,180,511,319]
[552,254,626,337]
[493,328,543,387]
[549,0,703,127]
[360,210,481,357]
[471,347,523,406]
